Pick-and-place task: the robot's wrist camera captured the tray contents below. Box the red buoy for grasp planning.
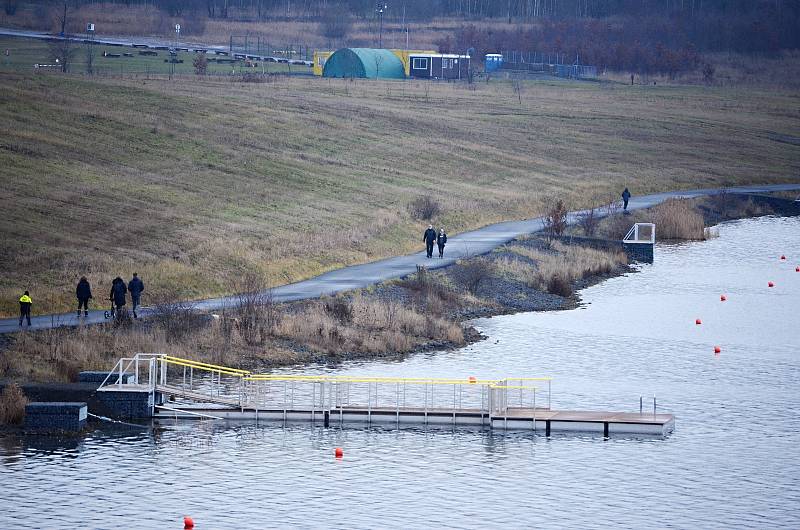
[768,281,775,288]
[714,346,721,354]
[695,318,702,325]
[468,376,477,383]
[720,295,727,302]
[796,266,799,272]
[780,255,786,260]
[334,447,344,458]
[184,516,194,529]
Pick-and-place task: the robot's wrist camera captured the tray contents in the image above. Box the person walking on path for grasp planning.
[621,187,631,210]
[423,224,437,258]
[437,228,447,259]
[128,273,144,319]
[109,277,127,318]
[76,277,92,318]
[18,291,32,327]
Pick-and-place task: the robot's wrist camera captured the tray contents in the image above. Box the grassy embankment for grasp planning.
[1,40,799,318]
[2,194,780,385]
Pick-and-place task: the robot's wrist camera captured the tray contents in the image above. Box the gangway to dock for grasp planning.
[97,353,675,436]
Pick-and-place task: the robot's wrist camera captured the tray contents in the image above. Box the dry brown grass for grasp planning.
[651,198,706,240]
[498,241,628,296]
[1,58,798,316]
[277,295,463,355]
[0,383,28,425]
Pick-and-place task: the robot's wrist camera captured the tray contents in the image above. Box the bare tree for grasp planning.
[544,198,569,239]
[49,39,76,73]
[193,52,208,75]
[512,77,523,104]
[578,207,599,236]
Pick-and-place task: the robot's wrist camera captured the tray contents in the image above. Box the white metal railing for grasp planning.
[100,354,553,420]
[623,222,655,244]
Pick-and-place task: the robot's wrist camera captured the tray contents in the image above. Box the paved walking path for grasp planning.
[2,183,798,333]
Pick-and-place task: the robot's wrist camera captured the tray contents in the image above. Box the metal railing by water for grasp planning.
[98,354,553,421]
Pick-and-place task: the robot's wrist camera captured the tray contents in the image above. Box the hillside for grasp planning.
[1,68,799,316]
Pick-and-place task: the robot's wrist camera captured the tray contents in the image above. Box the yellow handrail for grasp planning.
[162,355,250,376]
[157,355,549,386]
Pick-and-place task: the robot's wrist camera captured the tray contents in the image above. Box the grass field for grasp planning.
[1,36,799,316]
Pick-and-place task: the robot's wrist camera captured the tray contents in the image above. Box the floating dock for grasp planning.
[98,354,675,436]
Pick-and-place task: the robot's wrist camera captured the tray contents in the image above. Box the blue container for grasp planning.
[484,54,503,73]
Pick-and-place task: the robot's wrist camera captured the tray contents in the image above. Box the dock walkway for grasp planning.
[97,354,675,436]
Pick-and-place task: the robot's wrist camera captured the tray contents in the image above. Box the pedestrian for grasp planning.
[128,272,144,319]
[109,276,127,317]
[423,224,437,259]
[621,187,631,210]
[76,276,92,318]
[437,228,447,259]
[18,290,32,327]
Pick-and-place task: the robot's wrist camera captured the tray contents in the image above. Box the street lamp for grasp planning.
[376,3,387,49]
[86,23,95,75]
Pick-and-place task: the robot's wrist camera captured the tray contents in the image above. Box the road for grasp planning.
[2,183,798,334]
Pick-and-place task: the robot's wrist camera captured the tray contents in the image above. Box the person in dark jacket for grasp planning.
[109,277,127,317]
[621,187,631,210]
[437,228,447,259]
[423,224,437,258]
[128,273,144,319]
[18,290,32,327]
[76,277,92,317]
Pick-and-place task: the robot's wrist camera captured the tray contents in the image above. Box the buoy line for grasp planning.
[87,412,148,428]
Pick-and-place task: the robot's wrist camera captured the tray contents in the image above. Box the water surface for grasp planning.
[1,216,798,529]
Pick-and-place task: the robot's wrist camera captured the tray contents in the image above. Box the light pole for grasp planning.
[170,23,180,79]
[376,3,387,49]
[86,22,95,75]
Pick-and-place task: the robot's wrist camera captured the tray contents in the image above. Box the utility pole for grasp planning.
[376,3,387,48]
[170,23,180,80]
[85,22,95,75]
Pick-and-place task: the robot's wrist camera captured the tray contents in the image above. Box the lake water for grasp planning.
[1,216,799,529]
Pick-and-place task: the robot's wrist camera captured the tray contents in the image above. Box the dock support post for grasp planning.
[603,422,609,438]
[545,420,551,437]
[324,410,330,428]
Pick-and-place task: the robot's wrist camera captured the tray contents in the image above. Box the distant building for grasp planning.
[314,48,437,77]
[484,53,503,73]
[322,48,405,79]
[407,53,471,80]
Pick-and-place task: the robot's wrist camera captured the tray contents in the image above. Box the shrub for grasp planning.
[546,272,573,297]
[408,196,442,221]
[324,297,353,324]
[0,383,28,425]
[457,258,492,295]
[578,207,599,236]
[544,199,569,238]
[193,53,208,75]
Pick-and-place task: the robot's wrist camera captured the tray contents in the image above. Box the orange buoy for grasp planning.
[714,346,721,354]
[720,295,727,302]
[768,281,775,288]
[695,318,702,325]
[334,447,344,458]
[796,266,799,272]
[184,516,194,529]
[468,376,477,383]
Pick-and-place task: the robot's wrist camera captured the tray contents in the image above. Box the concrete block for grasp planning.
[25,402,88,432]
[96,389,152,419]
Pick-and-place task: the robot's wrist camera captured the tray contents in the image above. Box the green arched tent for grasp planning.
[322,48,405,79]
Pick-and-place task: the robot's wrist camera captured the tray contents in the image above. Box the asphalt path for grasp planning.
[2,184,799,334]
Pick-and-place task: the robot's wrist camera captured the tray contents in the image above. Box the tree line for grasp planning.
[12,1,800,22]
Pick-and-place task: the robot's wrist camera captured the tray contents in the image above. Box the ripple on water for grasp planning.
[1,217,799,529]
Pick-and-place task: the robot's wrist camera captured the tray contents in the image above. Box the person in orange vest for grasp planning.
[19,291,32,327]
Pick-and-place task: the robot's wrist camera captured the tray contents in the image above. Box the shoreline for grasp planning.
[0,193,798,389]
